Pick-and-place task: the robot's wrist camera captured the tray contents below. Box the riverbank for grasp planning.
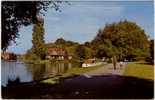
[19,58,77,65]
[2,60,105,87]
[41,63,105,84]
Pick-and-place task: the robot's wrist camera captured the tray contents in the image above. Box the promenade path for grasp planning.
[53,63,152,99]
[83,63,125,77]
[52,63,128,98]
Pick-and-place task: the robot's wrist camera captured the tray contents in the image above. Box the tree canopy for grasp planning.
[150,39,154,61]
[2,1,62,50]
[75,45,86,60]
[55,38,66,45]
[92,20,150,60]
[145,39,154,64]
[31,17,46,60]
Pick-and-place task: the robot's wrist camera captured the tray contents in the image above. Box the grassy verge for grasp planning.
[124,62,154,80]
[63,64,105,76]
[42,63,105,84]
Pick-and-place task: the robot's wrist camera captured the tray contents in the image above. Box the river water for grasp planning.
[1,60,81,87]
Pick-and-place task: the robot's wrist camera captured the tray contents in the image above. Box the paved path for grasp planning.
[83,63,125,77]
[54,63,127,98]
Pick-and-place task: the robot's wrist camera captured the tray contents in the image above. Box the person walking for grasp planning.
[120,61,123,69]
[112,55,117,70]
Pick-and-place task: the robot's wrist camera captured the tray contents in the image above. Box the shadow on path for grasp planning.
[2,74,154,99]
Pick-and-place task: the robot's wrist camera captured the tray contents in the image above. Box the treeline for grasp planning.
[91,20,153,64]
[45,38,94,60]
[92,20,151,60]
[24,19,154,64]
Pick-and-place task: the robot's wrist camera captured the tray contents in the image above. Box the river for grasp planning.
[1,60,81,87]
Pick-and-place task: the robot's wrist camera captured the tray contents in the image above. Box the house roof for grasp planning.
[84,59,95,64]
[47,48,66,56]
[1,52,16,56]
[1,52,17,60]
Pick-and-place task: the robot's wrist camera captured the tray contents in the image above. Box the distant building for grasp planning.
[84,59,96,64]
[1,52,17,61]
[82,58,103,67]
[46,48,69,60]
[68,55,72,60]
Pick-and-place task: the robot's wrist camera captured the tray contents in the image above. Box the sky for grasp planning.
[7,1,154,54]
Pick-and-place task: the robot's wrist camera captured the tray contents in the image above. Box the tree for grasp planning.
[92,20,150,61]
[84,42,91,48]
[2,1,62,50]
[31,17,46,60]
[65,40,79,46]
[96,45,113,58]
[55,38,66,45]
[150,39,154,62]
[75,45,86,60]
[55,38,79,47]
[146,39,154,64]
[25,49,39,61]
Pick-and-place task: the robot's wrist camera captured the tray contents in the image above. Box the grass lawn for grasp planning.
[42,63,105,84]
[124,62,154,80]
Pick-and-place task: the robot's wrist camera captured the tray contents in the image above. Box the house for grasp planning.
[82,58,103,67]
[82,59,95,67]
[46,48,68,60]
[1,52,17,61]
[84,59,96,64]
[68,55,72,60]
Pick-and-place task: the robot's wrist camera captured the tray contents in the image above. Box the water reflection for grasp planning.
[2,61,80,87]
[2,61,32,87]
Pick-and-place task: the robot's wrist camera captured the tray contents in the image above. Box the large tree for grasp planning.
[146,39,154,64]
[75,45,86,60]
[31,17,46,60]
[2,1,62,50]
[150,39,154,62]
[55,38,66,45]
[92,20,150,60]
[95,41,115,58]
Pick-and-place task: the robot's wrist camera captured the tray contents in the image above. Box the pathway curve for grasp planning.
[83,63,125,77]
[52,63,127,98]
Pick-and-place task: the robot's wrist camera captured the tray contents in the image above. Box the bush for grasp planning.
[145,57,154,65]
[24,53,40,62]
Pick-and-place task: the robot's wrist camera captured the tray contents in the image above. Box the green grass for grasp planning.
[64,64,104,76]
[42,63,105,84]
[124,62,154,80]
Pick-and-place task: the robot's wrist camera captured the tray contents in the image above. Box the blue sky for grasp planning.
[7,1,154,54]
